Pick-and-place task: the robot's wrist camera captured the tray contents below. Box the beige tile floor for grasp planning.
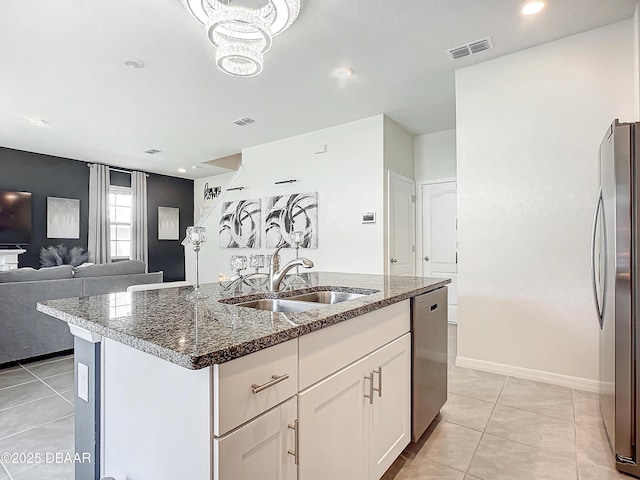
[383,325,630,480]
[0,326,630,480]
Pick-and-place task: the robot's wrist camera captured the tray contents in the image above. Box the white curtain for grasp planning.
[88,164,111,264]
[131,171,148,268]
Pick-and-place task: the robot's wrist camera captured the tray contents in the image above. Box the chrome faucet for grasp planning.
[268,245,314,291]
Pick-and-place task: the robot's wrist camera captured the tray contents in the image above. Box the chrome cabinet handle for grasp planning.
[423,256,430,261]
[372,368,382,397]
[287,420,299,465]
[251,373,289,394]
[364,374,374,404]
[390,258,398,263]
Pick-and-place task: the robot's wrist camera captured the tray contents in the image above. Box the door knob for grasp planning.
[390,258,398,263]
[424,256,430,261]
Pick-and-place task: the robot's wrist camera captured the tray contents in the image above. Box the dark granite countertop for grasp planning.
[37,272,450,370]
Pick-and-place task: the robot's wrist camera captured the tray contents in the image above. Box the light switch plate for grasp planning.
[77,362,89,402]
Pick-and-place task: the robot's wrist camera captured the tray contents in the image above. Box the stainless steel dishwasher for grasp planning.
[411,287,448,442]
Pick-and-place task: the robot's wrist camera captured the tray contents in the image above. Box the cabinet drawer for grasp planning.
[213,397,297,480]
[212,339,298,436]
[299,300,410,390]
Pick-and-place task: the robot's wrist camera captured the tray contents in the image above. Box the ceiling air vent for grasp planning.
[144,149,161,155]
[232,117,256,126]
[446,36,494,60]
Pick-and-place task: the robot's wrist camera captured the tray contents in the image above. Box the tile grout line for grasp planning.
[0,393,61,414]
[17,355,73,370]
[463,375,508,477]
[0,379,40,393]
[419,455,468,476]
[0,413,74,443]
[20,364,74,408]
[0,461,14,480]
[493,402,576,423]
[477,376,580,460]
[0,364,39,393]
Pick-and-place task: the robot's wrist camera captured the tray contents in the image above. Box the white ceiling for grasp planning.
[0,0,637,179]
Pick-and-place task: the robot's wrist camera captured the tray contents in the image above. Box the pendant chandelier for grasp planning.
[180,0,301,77]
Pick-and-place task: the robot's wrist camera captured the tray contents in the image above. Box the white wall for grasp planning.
[194,172,235,223]
[413,129,457,276]
[414,129,456,182]
[383,116,415,181]
[455,20,634,387]
[383,117,415,274]
[187,115,386,283]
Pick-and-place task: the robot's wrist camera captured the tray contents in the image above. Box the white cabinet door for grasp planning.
[298,356,370,480]
[369,334,412,480]
[213,397,297,480]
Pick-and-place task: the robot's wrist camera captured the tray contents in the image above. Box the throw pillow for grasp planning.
[40,245,88,267]
[66,246,89,267]
[40,245,66,267]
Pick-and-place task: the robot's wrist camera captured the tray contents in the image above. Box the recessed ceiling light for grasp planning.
[334,67,353,79]
[28,118,49,127]
[178,168,187,173]
[191,165,203,170]
[521,1,544,15]
[122,57,145,69]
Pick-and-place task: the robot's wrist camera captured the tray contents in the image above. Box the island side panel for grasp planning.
[101,338,211,479]
[74,336,101,480]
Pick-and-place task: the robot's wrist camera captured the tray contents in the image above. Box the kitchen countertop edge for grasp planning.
[37,276,450,370]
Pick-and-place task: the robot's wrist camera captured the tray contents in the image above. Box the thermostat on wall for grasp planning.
[362,212,376,224]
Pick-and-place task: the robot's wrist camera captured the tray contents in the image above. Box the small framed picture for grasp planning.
[362,212,376,224]
[158,207,179,240]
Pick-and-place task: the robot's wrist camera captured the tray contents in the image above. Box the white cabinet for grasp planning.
[298,333,411,480]
[369,334,411,480]
[214,397,297,480]
[298,356,370,480]
[212,338,298,436]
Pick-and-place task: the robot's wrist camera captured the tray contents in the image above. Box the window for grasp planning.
[109,186,132,260]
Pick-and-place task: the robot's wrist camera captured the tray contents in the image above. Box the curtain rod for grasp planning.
[87,163,149,177]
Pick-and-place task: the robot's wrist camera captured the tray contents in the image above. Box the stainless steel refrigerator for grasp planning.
[592,119,639,477]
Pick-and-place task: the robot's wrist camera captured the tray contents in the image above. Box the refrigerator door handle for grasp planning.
[590,187,604,328]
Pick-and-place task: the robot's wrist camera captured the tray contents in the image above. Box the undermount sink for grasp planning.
[288,291,366,304]
[230,288,376,312]
[235,298,324,313]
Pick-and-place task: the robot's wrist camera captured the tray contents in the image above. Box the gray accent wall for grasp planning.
[0,147,193,280]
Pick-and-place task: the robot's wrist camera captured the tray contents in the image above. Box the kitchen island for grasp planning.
[37,272,449,480]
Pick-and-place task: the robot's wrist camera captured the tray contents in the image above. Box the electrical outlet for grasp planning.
[78,362,89,402]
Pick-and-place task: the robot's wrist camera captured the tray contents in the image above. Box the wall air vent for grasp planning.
[446,36,494,60]
[144,149,161,155]
[232,117,256,126]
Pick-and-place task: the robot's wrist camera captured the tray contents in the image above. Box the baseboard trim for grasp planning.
[455,356,599,393]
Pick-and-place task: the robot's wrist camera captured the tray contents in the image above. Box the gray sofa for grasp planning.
[0,260,163,365]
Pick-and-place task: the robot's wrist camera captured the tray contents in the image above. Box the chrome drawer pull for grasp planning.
[373,367,382,397]
[288,420,299,465]
[364,374,374,404]
[251,373,289,394]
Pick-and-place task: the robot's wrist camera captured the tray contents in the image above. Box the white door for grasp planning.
[388,172,415,276]
[213,397,297,480]
[422,181,458,322]
[369,334,411,480]
[298,357,370,480]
